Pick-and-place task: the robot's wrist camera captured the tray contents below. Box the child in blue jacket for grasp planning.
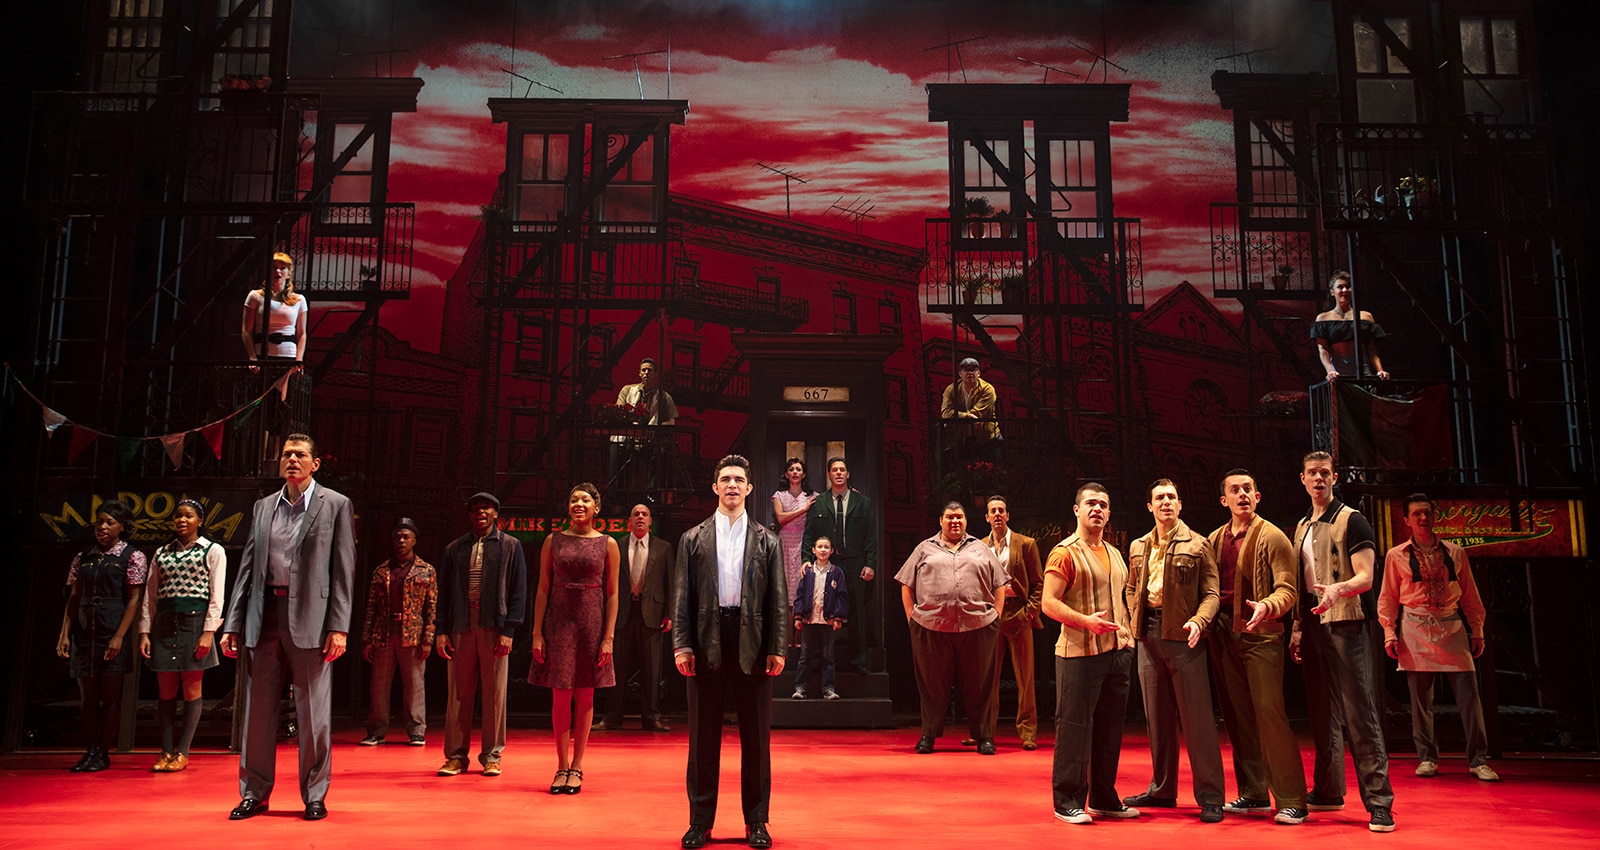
[791,537,849,699]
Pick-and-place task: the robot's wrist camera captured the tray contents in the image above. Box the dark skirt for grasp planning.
[147,609,221,673]
[68,598,135,678]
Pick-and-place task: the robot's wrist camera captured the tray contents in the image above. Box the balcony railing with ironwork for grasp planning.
[924,217,1143,314]
[293,203,415,299]
[1314,122,1557,230]
[1209,202,1329,299]
[1309,378,1505,489]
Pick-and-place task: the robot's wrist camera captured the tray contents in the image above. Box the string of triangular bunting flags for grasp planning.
[3,362,299,471]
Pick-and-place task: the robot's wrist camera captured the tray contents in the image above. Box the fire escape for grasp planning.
[22,0,418,485]
[1211,3,1589,497]
[477,99,808,511]
[924,84,1144,511]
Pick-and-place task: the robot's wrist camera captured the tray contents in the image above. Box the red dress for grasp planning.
[529,534,616,689]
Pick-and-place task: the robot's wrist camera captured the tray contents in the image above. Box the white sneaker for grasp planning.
[1054,808,1092,825]
[1469,764,1501,781]
[1415,760,1438,777]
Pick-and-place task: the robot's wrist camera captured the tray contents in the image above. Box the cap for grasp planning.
[395,517,419,534]
[467,491,500,510]
[272,251,294,268]
[958,357,980,369]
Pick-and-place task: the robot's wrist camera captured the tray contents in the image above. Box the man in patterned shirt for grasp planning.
[361,517,437,747]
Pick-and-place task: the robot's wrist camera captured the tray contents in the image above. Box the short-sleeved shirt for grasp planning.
[894,534,1009,632]
[68,540,149,587]
[243,289,308,357]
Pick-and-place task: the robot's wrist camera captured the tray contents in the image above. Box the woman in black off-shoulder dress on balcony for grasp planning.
[1311,270,1390,382]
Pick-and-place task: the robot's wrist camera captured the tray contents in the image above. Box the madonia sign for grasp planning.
[37,489,254,546]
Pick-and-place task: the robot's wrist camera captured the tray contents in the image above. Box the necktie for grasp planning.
[834,494,846,550]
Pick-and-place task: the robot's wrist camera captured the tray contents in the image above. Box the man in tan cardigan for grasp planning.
[1205,470,1306,825]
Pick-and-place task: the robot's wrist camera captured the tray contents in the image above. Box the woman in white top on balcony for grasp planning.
[240,251,308,370]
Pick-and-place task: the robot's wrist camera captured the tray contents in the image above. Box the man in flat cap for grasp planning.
[435,492,527,778]
[361,518,437,747]
[941,357,1001,463]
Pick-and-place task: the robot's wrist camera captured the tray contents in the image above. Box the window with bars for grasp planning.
[1246,118,1303,215]
[97,0,166,92]
[211,0,277,83]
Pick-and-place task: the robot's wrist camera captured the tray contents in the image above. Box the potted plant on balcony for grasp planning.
[959,196,994,238]
[1270,264,1294,291]
[1398,174,1437,219]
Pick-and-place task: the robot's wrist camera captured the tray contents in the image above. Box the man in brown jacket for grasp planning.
[1205,470,1306,824]
[361,517,437,747]
[1123,479,1226,822]
[980,495,1044,749]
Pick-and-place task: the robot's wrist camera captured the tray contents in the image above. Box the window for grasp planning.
[514,314,547,375]
[885,374,909,423]
[211,0,279,83]
[1352,17,1418,122]
[1044,136,1103,237]
[97,0,166,92]
[409,416,448,476]
[1459,17,1529,122]
[595,127,661,231]
[517,131,573,223]
[877,294,902,335]
[1246,118,1304,214]
[832,282,857,333]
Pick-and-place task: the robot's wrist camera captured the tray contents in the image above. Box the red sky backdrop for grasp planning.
[290,1,1339,351]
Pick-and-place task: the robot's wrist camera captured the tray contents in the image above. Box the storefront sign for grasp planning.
[1377,497,1587,559]
[36,487,257,546]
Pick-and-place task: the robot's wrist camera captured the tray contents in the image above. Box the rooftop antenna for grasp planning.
[1015,56,1079,83]
[603,49,668,99]
[755,162,809,218]
[1213,46,1276,73]
[924,35,987,83]
[500,68,564,97]
[343,47,411,78]
[827,196,876,235]
[1063,36,1128,82]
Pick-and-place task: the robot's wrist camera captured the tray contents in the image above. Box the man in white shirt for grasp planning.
[672,456,788,849]
[600,503,673,732]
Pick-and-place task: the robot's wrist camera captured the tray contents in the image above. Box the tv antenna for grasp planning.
[500,68,563,97]
[304,26,371,77]
[344,47,412,78]
[1213,47,1276,73]
[603,49,667,99]
[924,35,987,82]
[827,196,876,235]
[1064,37,1128,82]
[1015,56,1079,83]
[755,162,809,218]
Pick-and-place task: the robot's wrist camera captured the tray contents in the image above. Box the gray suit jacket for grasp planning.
[671,515,788,675]
[617,534,673,631]
[222,482,357,650]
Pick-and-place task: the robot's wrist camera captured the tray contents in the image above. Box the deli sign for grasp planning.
[1377,498,1587,559]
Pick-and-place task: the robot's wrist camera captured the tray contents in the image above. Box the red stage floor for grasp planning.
[2,724,1596,848]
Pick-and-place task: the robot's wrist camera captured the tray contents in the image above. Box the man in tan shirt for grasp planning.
[1042,483,1136,825]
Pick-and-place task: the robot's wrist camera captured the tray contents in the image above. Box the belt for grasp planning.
[267,332,296,344]
[719,606,741,618]
[267,585,289,597]
[631,593,643,601]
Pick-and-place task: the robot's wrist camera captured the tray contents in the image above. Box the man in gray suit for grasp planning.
[674,455,788,850]
[599,502,673,732]
[220,433,356,821]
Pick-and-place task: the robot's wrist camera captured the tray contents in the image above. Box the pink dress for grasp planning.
[529,534,615,689]
[773,489,812,601]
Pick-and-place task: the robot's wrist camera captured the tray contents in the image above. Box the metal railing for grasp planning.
[293,203,416,298]
[924,216,1143,313]
[1309,378,1504,488]
[1209,202,1328,297]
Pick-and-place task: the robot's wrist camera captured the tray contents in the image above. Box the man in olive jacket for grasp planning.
[1122,478,1225,822]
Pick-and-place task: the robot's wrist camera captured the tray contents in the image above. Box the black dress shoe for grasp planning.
[643,722,672,733]
[69,749,98,772]
[746,822,773,848]
[915,735,935,754]
[681,825,711,848]
[81,752,110,772]
[304,801,328,820]
[229,799,270,820]
[977,739,997,756]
